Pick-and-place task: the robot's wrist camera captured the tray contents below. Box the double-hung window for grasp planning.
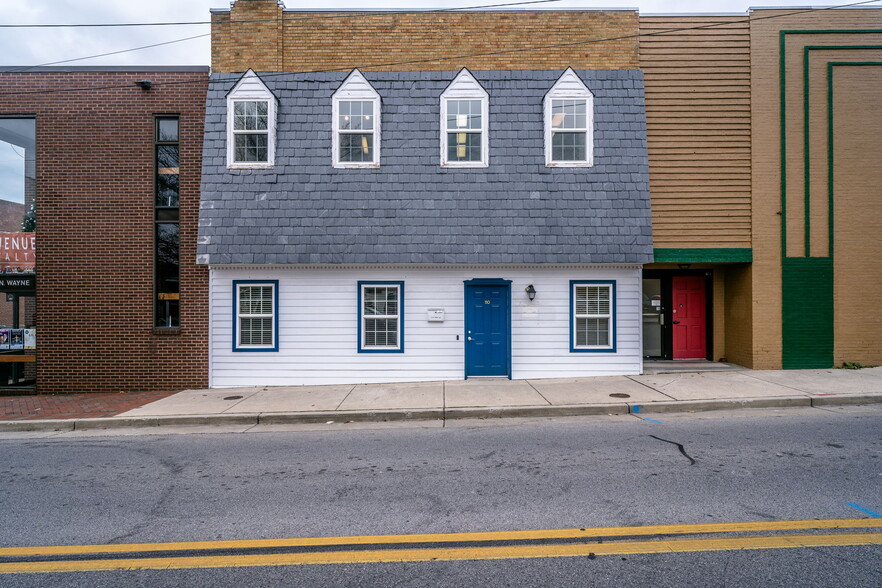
[440,68,489,167]
[233,281,278,351]
[232,100,269,163]
[226,69,276,168]
[570,281,615,352]
[358,281,404,352]
[544,68,594,167]
[332,69,381,168]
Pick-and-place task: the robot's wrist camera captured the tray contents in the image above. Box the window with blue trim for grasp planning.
[234,281,277,351]
[358,282,403,352]
[571,281,615,352]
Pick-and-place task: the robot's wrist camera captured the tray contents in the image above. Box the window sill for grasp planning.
[334,162,380,169]
[545,160,594,168]
[441,161,489,169]
[227,162,275,170]
[153,327,181,336]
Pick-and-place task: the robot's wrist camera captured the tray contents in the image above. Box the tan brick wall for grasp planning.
[831,66,882,365]
[213,2,639,72]
[639,16,752,249]
[749,9,882,369]
[723,263,753,367]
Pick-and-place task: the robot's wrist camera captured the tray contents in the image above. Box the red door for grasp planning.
[672,276,706,359]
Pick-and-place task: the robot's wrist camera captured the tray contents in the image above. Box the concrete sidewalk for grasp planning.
[2,366,881,433]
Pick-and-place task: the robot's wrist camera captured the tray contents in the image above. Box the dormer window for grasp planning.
[440,69,489,168]
[332,69,381,168]
[544,68,594,167]
[226,69,276,168]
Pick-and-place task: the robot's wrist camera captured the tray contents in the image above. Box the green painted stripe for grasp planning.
[652,249,752,263]
[779,31,882,369]
[826,62,882,258]
[780,30,882,259]
[802,46,882,259]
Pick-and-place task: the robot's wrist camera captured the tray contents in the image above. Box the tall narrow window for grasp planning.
[226,69,276,168]
[440,69,489,168]
[155,116,180,328]
[233,281,278,351]
[544,68,594,167]
[570,281,615,352]
[358,281,404,352]
[332,69,381,168]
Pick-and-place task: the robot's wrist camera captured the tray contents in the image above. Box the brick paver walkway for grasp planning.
[0,391,177,420]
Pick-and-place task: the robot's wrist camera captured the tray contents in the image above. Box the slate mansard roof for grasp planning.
[198,70,652,265]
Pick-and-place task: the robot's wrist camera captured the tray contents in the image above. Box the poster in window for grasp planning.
[10,329,24,350]
[24,329,36,350]
[0,329,9,350]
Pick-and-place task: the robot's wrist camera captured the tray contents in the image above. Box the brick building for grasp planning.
[0,66,209,393]
[2,2,879,394]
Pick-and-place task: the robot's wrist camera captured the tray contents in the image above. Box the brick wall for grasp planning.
[0,69,209,393]
[749,9,882,368]
[212,1,639,72]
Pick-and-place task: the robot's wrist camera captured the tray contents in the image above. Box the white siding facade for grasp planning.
[209,265,643,387]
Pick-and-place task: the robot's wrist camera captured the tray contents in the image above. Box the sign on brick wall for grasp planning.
[0,232,35,273]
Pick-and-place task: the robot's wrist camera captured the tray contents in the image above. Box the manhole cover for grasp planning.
[609,393,631,398]
[224,395,243,401]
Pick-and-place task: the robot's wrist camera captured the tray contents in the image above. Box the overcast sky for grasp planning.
[0,1,874,67]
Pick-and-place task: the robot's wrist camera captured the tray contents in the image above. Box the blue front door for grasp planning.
[465,282,510,378]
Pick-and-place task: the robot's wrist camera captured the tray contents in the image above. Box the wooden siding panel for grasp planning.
[640,16,751,249]
[209,267,643,387]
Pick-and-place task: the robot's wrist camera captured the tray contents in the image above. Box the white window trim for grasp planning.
[544,68,594,168]
[226,69,276,169]
[332,69,381,169]
[440,68,489,168]
[358,281,404,353]
[234,281,278,351]
[571,281,614,351]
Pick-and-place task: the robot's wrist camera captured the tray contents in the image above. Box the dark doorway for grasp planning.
[642,270,713,361]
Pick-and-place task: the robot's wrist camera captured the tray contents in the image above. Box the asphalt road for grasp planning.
[1,405,880,586]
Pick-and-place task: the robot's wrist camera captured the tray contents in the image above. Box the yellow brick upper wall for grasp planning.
[212,3,639,72]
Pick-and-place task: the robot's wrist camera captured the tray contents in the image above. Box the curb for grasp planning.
[1,393,880,433]
[630,395,812,414]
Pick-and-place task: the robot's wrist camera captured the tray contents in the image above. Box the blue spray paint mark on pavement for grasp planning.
[632,405,640,413]
[845,502,881,517]
[640,417,663,424]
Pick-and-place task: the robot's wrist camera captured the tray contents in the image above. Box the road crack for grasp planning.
[649,434,696,465]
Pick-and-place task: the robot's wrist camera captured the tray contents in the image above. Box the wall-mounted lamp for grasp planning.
[678,263,691,270]
[525,284,536,301]
[135,79,153,91]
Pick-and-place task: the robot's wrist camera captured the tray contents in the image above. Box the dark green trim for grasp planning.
[652,248,752,263]
[779,29,882,259]
[802,45,882,258]
[782,257,833,369]
[779,30,882,370]
[826,62,882,258]
[780,30,788,258]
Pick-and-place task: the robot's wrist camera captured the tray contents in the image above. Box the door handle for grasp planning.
[672,320,680,324]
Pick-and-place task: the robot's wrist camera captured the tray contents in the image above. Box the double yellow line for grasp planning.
[2,518,881,574]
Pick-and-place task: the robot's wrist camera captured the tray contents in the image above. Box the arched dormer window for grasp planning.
[332,69,381,168]
[226,69,277,168]
[544,68,594,167]
[440,68,489,168]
